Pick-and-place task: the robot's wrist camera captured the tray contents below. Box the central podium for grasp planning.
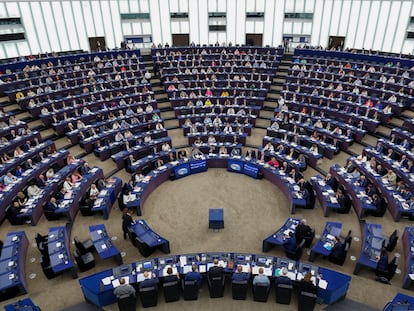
[209,208,224,231]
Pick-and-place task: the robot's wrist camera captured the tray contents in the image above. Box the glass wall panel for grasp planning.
[180,21,189,33]
[91,1,104,36]
[61,1,79,50]
[140,0,150,12]
[41,2,60,52]
[16,41,30,57]
[354,1,370,49]
[5,3,19,16]
[383,1,400,52]
[30,2,50,52]
[129,0,139,12]
[0,3,6,18]
[4,43,17,58]
[293,22,302,35]
[373,1,390,50]
[329,0,342,35]
[171,21,180,33]
[295,0,305,12]
[132,23,141,35]
[284,0,294,12]
[311,0,323,45]
[142,22,151,35]
[305,0,315,13]
[169,0,179,12]
[395,1,412,53]
[101,1,115,49]
[81,1,96,37]
[302,22,312,35]
[246,0,255,12]
[346,0,361,48]
[338,0,351,36]
[18,2,39,54]
[110,0,123,48]
[208,0,217,12]
[256,0,265,12]
[217,0,226,12]
[119,0,129,13]
[122,23,132,36]
[364,1,380,49]
[319,0,333,47]
[51,2,70,51]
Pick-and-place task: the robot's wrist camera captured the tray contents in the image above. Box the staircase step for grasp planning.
[157,101,172,110]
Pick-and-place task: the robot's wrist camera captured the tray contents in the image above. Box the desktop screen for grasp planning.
[143,261,152,269]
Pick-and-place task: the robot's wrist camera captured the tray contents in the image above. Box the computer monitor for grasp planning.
[143,261,152,270]
[112,264,132,278]
[257,257,267,266]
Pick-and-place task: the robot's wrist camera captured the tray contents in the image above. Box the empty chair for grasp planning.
[252,282,270,302]
[285,239,305,260]
[370,197,388,217]
[35,233,49,257]
[207,276,225,298]
[163,280,180,302]
[304,182,316,209]
[183,280,199,300]
[336,194,352,214]
[73,236,95,255]
[40,255,57,279]
[298,291,318,311]
[74,249,95,272]
[275,283,293,304]
[232,280,248,300]
[384,230,398,252]
[139,286,158,308]
[117,294,137,311]
[127,227,137,247]
[79,202,94,216]
[136,236,152,257]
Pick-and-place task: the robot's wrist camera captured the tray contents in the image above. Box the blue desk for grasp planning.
[79,250,351,308]
[209,208,224,230]
[310,175,341,217]
[0,231,28,302]
[91,177,122,219]
[353,223,383,275]
[130,219,170,257]
[262,218,301,252]
[402,227,414,289]
[383,293,414,310]
[4,298,41,311]
[89,224,122,265]
[309,222,342,261]
[48,226,77,278]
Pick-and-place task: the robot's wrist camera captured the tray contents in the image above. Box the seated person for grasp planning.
[178,150,188,159]
[376,248,389,277]
[15,191,28,207]
[4,171,18,186]
[253,267,270,287]
[219,146,228,155]
[267,156,279,168]
[275,267,292,285]
[71,171,83,183]
[328,236,344,260]
[46,197,59,212]
[139,271,159,289]
[191,147,203,159]
[232,265,251,281]
[113,278,136,300]
[7,201,29,225]
[295,219,313,244]
[208,258,225,281]
[27,181,42,198]
[164,266,180,283]
[283,231,297,252]
[86,184,99,207]
[185,264,203,288]
[298,272,317,294]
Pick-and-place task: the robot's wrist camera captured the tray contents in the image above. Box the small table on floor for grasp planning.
[209,208,224,231]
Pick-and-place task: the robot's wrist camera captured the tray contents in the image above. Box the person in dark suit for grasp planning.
[275,267,292,285]
[324,173,335,188]
[232,265,250,281]
[376,248,389,276]
[358,175,369,188]
[208,258,225,281]
[47,197,59,212]
[295,219,313,244]
[122,208,134,240]
[283,231,297,252]
[185,264,203,288]
[164,266,180,283]
[329,236,344,261]
[298,272,317,295]
[139,271,159,289]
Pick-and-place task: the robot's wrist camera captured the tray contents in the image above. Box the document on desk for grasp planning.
[318,279,328,289]
[183,265,192,274]
[101,277,112,286]
[198,265,206,273]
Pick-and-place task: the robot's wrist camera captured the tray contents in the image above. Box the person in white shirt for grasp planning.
[27,182,42,198]
[63,177,73,192]
[4,172,18,186]
[263,142,275,152]
[161,142,171,152]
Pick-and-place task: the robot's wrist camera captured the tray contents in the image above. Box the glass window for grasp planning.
[354,1,370,49]
[61,1,79,50]
[51,2,69,51]
[41,2,60,52]
[81,1,96,37]
[119,0,129,13]
[295,0,305,12]
[169,0,179,12]
[17,2,39,54]
[179,0,188,12]
[140,0,150,12]
[305,0,315,13]
[338,0,351,36]
[101,1,115,49]
[346,0,361,48]
[373,1,390,50]
[30,2,50,52]
[5,3,20,16]
[256,0,265,12]
[0,3,7,18]
[91,1,104,36]
[383,1,401,52]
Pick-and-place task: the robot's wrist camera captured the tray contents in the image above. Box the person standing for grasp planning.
[122,208,134,240]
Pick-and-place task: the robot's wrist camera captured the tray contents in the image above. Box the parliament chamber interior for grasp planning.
[2,0,414,310]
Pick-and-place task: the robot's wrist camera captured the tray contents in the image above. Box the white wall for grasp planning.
[0,0,413,59]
